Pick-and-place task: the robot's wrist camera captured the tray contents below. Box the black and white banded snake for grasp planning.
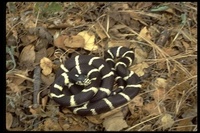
[50,46,141,116]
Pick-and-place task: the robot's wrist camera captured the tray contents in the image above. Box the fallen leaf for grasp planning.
[78,30,98,51]
[107,40,130,48]
[175,118,193,131]
[6,112,13,130]
[128,95,143,115]
[137,26,152,41]
[41,73,55,86]
[35,47,47,63]
[134,48,148,63]
[152,88,167,102]
[7,83,27,93]
[47,46,55,58]
[130,62,149,77]
[44,118,62,131]
[154,78,168,89]
[94,23,107,40]
[86,116,103,124]
[102,112,128,131]
[19,44,35,64]
[40,57,53,76]
[160,114,175,130]
[42,96,49,110]
[162,47,180,56]
[64,35,85,48]
[181,41,190,52]
[143,101,164,115]
[54,34,68,51]
[20,34,38,44]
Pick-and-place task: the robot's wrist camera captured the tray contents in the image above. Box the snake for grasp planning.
[49,46,141,116]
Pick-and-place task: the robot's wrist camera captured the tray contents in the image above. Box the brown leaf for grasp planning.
[162,47,180,56]
[7,83,27,93]
[160,114,175,130]
[143,101,164,115]
[128,95,143,115]
[155,78,167,88]
[107,40,130,48]
[19,44,35,64]
[42,96,49,110]
[137,27,152,41]
[130,62,149,77]
[86,116,103,124]
[35,47,47,63]
[6,112,13,130]
[46,46,55,58]
[78,30,98,51]
[41,73,55,86]
[152,88,167,102]
[94,23,107,40]
[54,34,68,50]
[44,118,62,131]
[21,34,38,44]
[40,57,53,76]
[134,48,148,63]
[64,35,85,48]
[176,118,193,131]
[102,112,128,131]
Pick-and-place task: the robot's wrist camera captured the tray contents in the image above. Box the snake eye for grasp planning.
[75,74,91,86]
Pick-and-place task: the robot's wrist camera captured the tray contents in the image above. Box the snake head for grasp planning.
[75,74,91,86]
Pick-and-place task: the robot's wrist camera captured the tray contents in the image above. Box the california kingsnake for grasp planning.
[50,46,141,116]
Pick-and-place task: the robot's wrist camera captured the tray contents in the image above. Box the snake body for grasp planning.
[50,46,141,116]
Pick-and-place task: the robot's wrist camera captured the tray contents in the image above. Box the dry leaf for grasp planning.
[143,101,164,115]
[78,30,98,51]
[42,96,49,110]
[64,35,85,48]
[161,114,174,130]
[137,26,152,41]
[131,95,143,107]
[35,47,47,63]
[6,112,13,130]
[102,112,128,131]
[44,118,62,131]
[19,44,35,64]
[40,57,53,76]
[7,83,26,93]
[152,87,167,102]
[130,62,149,77]
[47,46,55,57]
[54,35,68,50]
[134,48,148,63]
[154,78,168,89]
[181,41,190,51]
[107,40,130,48]
[176,118,193,131]
[162,47,180,56]
[41,73,55,86]
[94,23,107,39]
[128,95,143,115]
[86,116,103,124]
[21,34,38,44]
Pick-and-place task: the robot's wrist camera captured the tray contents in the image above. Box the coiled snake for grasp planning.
[50,46,141,116]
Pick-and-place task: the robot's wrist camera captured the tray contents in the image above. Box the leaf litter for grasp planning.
[6,2,197,131]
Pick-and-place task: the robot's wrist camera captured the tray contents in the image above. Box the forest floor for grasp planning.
[6,2,197,131]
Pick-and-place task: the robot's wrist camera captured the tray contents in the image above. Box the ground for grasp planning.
[6,2,197,131]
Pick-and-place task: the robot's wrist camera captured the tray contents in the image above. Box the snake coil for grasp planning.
[50,46,141,116]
